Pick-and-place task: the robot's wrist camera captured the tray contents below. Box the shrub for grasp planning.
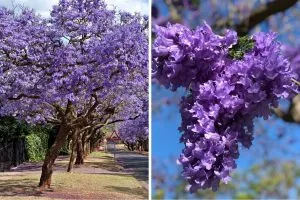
[25,134,46,161]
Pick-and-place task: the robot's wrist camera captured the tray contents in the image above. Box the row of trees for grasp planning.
[118,111,149,151]
[0,0,148,189]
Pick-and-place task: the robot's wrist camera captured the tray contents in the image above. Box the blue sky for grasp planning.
[153,96,300,161]
[0,0,149,16]
[152,1,300,164]
[152,86,300,198]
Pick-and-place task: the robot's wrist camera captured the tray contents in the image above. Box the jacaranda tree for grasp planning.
[0,0,148,189]
[118,108,149,151]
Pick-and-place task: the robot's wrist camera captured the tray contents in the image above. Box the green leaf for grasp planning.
[190,0,200,6]
[229,36,255,60]
[235,192,256,199]
[153,189,165,199]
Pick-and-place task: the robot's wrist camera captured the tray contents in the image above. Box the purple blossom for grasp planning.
[153,22,297,192]
[118,111,148,144]
[0,0,148,129]
[282,45,300,79]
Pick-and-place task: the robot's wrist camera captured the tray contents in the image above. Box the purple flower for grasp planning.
[153,22,297,192]
[0,0,148,134]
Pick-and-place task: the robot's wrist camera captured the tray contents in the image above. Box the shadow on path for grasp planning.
[0,178,42,197]
[104,185,148,197]
[0,150,147,199]
[109,147,148,189]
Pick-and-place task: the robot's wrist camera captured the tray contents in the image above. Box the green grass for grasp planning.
[90,151,114,158]
[54,151,124,172]
[0,151,147,199]
[87,151,123,169]
[53,173,147,198]
[0,173,147,199]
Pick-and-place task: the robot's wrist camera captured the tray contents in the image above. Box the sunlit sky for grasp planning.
[0,0,149,16]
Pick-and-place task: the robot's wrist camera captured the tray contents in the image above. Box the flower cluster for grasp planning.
[118,111,148,144]
[153,23,297,192]
[153,22,237,90]
[0,0,148,125]
[282,45,300,78]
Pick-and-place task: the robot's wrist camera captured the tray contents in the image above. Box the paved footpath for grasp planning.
[109,146,148,190]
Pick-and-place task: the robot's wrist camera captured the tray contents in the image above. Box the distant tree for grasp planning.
[153,158,300,199]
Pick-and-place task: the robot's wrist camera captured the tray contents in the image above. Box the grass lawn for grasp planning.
[54,151,124,172]
[0,151,147,200]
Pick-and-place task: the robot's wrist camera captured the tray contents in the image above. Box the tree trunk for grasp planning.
[125,142,130,150]
[128,143,134,151]
[139,140,143,152]
[90,140,93,153]
[91,138,100,152]
[82,136,90,157]
[82,134,86,157]
[39,125,69,189]
[82,140,86,157]
[67,129,79,172]
[85,142,90,156]
[75,133,84,165]
[144,139,148,151]
[82,132,90,157]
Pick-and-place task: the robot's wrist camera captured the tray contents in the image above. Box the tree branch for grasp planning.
[235,0,298,36]
[46,117,61,124]
[213,0,298,36]
[273,95,300,123]
[8,93,40,100]
[84,94,99,117]
[106,114,140,125]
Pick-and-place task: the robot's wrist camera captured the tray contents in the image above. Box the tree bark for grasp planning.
[273,94,300,123]
[235,0,298,36]
[213,0,298,36]
[82,133,87,157]
[82,133,90,157]
[75,132,84,165]
[38,124,69,189]
[67,129,79,172]
[90,140,93,153]
[144,139,148,151]
[85,142,90,156]
[83,137,90,157]
[82,139,86,157]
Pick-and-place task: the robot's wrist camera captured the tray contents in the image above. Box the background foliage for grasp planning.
[25,126,50,162]
[0,116,67,162]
